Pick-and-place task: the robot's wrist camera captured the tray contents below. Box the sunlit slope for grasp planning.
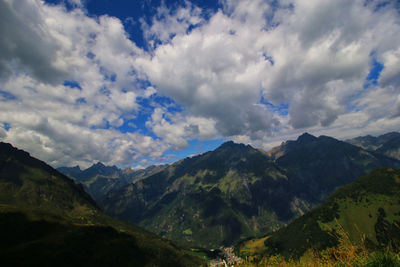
[259,168,400,259]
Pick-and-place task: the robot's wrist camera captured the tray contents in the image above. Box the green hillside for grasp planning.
[242,168,400,260]
[0,142,204,267]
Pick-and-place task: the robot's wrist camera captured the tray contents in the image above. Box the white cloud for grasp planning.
[141,1,204,48]
[0,0,164,167]
[146,107,218,149]
[137,3,279,138]
[138,0,400,147]
[0,0,67,83]
[379,47,400,87]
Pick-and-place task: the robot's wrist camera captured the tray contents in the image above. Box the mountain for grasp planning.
[347,132,400,160]
[57,163,127,203]
[56,165,82,178]
[0,142,98,221]
[245,168,400,260]
[266,132,318,160]
[0,142,204,266]
[102,141,290,248]
[123,164,168,182]
[63,162,121,182]
[271,133,400,202]
[101,134,400,248]
[57,163,166,202]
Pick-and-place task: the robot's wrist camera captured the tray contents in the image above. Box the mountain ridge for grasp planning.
[57,162,167,202]
[346,131,400,160]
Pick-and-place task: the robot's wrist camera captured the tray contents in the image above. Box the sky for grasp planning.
[0,0,400,169]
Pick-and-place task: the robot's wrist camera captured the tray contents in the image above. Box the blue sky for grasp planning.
[0,0,400,168]
[46,0,221,49]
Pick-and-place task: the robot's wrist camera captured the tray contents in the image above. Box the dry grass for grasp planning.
[236,222,400,267]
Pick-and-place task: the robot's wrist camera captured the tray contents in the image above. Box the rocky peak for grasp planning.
[296,133,317,144]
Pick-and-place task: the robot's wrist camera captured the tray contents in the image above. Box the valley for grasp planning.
[2,131,400,266]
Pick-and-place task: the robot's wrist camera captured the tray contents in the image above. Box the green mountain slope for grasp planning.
[0,142,204,267]
[347,132,400,160]
[258,168,400,259]
[102,134,400,248]
[103,141,291,248]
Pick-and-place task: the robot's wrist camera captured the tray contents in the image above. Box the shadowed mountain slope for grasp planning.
[273,133,400,202]
[0,142,204,267]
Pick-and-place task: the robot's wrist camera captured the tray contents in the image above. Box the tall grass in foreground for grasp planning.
[237,224,400,267]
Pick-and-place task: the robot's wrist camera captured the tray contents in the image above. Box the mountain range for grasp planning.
[3,130,400,265]
[79,133,400,248]
[0,142,204,266]
[347,132,400,160]
[57,163,166,202]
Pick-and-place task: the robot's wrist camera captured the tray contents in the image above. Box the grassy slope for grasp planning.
[240,168,400,260]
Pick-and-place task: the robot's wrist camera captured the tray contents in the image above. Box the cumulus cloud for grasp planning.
[141,1,205,48]
[260,0,400,129]
[0,0,163,167]
[137,2,279,138]
[146,107,218,149]
[379,47,400,87]
[0,0,66,83]
[138,0,400,148]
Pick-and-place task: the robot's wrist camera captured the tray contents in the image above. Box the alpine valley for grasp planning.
[4,132,400,266]
[59,133,400,249]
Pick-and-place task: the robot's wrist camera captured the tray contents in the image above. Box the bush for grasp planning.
[364,251,400,267]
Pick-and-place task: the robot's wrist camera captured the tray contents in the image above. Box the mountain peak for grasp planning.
[92,162,105,168]
[219,140,235,147]
[296,132,317,143]
[71,165,81,171]
[217,140,250,150]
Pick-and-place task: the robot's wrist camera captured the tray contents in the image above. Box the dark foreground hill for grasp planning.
[0,142,204,267]
[101,134,400,248]
[244,168,400,260]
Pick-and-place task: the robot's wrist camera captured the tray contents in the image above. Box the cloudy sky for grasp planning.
[1,0,400,168]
